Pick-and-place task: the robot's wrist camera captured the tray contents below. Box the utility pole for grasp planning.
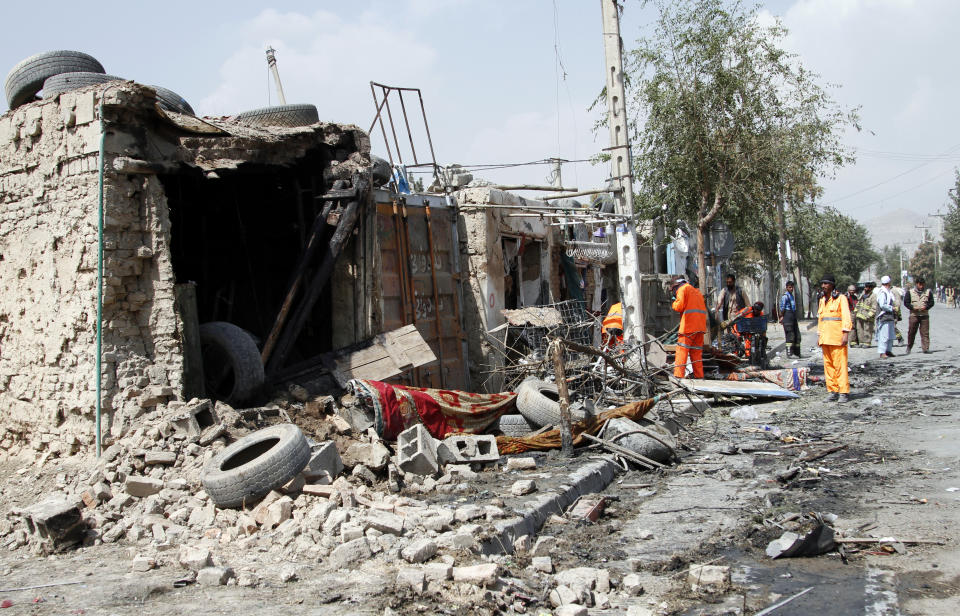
[265,47,287,105]
[600,0,647,351]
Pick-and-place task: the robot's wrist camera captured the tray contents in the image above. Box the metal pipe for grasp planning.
[265,47,287,105]
[541,188,621,200]
[397,90,419,165]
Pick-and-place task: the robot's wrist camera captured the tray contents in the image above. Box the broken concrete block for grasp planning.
[342,442,390,471]
[351,464,377,484]
[197,566,235,586]
[423,562,452,582]
[446,464,478,480]
[397,424,439,476]
[23,499,85,551]
[511,479,537,496]
[335,405,374,433]
[131,554,156,572]
[178,545,213,570]
[514,534,531,553]
[452,563,499,586]
[237,513,258,535]
[323,509,350,535]
[365,510,405,536]
[422,509,454,532]
[396,568,426,594]
[187,504,216,528]
[280,474,306,495]
[341,524,364,543]
[306,441,344,479]
[145,451,176,465]
[549,585,580,607]
[555,605,588,616]
[330,537,372,569]
[687,564,730,592]
[124,476,163,497]
[454,505,485,522]
[622,573,645,596]
[506,457,537,471]
[531,535,557,556]
[401,538,437,563]
[437,434,499,464]
[532,556,553,573]
[251,491,284,525]
[81,482,112,508]
[198,423,228,446]
[264,497,293,529]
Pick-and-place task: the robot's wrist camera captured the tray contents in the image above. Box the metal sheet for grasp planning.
[679,379,800,399]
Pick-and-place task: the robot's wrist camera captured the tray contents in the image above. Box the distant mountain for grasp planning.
[860,208,940,251]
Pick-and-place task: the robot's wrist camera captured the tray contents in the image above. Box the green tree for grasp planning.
[876,244,904,283]
[909,234,937,285]
[940,171,960,286]
[624,0,856,290]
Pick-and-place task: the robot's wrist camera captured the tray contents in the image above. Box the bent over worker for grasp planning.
[670,276,707,378]
[817,274,853,403]
[601,302,624,349]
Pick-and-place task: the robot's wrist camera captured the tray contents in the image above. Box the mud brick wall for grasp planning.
[0,87,183,457]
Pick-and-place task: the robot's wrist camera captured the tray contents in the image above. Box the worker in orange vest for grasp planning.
[817,274,853,403]
[670,276,707,378]
[602,302,624,349]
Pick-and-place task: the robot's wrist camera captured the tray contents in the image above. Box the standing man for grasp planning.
[845,284,860,347]
[670,276,707,379]
[904,276,934,354]
[716,274,750,325]
[853,282,877,348]
[876,275,898,358]
[818,274,853,403]
[778,280,801,358]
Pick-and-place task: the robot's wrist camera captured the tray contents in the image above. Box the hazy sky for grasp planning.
[2,0,957,237]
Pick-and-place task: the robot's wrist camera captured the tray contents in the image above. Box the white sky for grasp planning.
[2,0,957,239]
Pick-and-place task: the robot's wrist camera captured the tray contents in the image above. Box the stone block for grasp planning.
[531,535,556,557]
[532,556,553,573]
[437,434,499,464]
[445,464,478,480]
[549,585,581,607]
[506,457,537,471]
[421,509,454,532]
[688,564,730,592]
[305,441,344,479]
[622,573,645,596]
[125,476,164,497]
[23,498,86,551]
[178,545,213,570]
[340,524,364,543]
[365,510,405,536]
[187,504,216,529]
[396,424,439,476]
[452,563,499,586]
[555,606,588,616]
[342,442,390,471]
[323,509,350,535]
[330,537,372,569]
[511,480,537,496]
[144,451,176,466]
[423,562,452,582]
[131,554,156,572]
[401,538,437,563]
[198,566,235,586]
[264,496,294,529]
[397,568,426,593]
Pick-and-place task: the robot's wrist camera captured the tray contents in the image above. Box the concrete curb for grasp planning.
[480,457,619,554]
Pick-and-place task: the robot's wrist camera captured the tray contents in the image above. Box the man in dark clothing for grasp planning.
[778,280,801,357]
[716,274,749,323]
[845,284,859,346]
[904,276,934,354]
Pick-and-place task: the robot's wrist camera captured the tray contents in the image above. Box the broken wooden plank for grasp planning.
[331,325,437,387]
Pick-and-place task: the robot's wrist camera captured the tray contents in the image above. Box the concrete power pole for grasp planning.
[265,47,287,105]
[600,0,647,350]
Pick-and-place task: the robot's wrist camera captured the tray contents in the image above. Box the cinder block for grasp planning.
[438,434,499,464]
[305,441,344,479]
[170,399,217,437]
[23,499,85,551]
[397,424,439,476]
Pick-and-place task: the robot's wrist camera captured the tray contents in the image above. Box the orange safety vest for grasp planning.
[818,293,852,346]
[602,302,624,333]
[671,283,707,335]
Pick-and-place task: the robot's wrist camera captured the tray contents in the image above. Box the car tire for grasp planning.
[5,50,105,109]
[149,85,194,115]
[199,321,265,405]
[497,414,536,437]
[41,72,125,99]
[515,377,589,427]
[201,424,311,508]
[235,103,319,127]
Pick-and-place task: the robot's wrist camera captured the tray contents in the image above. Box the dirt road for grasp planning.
[0,307,955,615]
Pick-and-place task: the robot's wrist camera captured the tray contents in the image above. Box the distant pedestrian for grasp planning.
[778,280,801,357]
[853,281,877,348]
[817,274,852,403]
[876,275,897,358]
[845,284,859,346]
[716,274,750,324]
[904,276,934,354]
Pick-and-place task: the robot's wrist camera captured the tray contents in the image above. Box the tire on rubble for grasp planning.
[5,50,105,109]
[201,423,311,508]
[234,103,319,128]
[199,321,265,405]
[515,377,589,427]
[149,85,195,115]
[497,414,536,437]
[41,72,125,100]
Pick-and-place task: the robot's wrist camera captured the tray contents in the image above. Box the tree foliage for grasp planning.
[909,238,937,284]
[875,244,904,283]
[625,0,857,290]
[940,171,960,286]
[789,206,877,295]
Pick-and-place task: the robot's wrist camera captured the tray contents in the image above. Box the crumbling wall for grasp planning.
[0,87,182,456]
